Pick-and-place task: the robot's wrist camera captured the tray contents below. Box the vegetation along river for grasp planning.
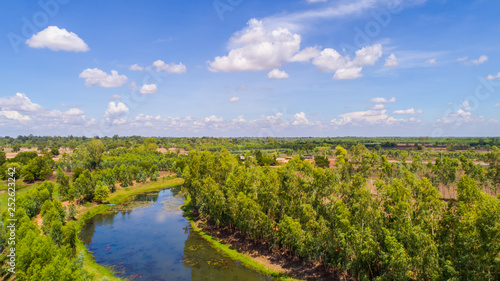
[79,186,274,281]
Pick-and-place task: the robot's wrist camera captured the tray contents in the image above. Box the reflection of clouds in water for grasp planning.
[161,197,184,212]
[155,211,169,223]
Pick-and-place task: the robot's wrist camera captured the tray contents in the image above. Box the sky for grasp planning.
[0,0,500,137]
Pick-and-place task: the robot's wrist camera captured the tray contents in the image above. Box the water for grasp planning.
[80,186,274,281]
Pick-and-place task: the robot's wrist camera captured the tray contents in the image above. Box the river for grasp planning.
[79,186,274,281]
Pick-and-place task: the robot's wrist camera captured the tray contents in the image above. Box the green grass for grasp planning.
[182,197,300,281]
[0,181,35,213]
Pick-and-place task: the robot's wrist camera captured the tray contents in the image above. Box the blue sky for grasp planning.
[1,0,499,137]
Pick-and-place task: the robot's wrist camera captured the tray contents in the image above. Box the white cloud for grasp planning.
[494,103,500,108]
[0,93,90,132]
[436,109,479,125]
[104,101,129,125]
[333,67,362,80]
[152,60,186,73]
[291,112,313,126]
[0,93,43,112]
[204,115,224,122]
[332,108,388,125]
[268,69,289,79]
[471,55,488,65]
[0,110,31,121]
[26,26,89,52]
[229,97,240,102]
[331,105,421,126]
[139,84,157,94]
[105,101,128,116]
[462,101,471,111]
[79,68,128,87]
[130,64,145,71]
[313,48,347,72]
[393,108,422,115]
[313,44,382,80]
[384,53,399,67]
[111,95,122,99]
[290,46,321,62]
[352,44,383,66]
[486,72,500,80]
[129,81,137,90]
[370,97,396,103]
[209,19,302,72]
[426,58,437,65]
[456,56,468,62]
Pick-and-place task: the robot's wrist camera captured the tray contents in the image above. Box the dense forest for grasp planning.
[0,136,499,280]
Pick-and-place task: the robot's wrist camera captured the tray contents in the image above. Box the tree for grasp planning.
[50,147,60,156]
[85,139,104,170]
[71,166,84,182]
[314,155,330,168]
[21,156,53,182]
[0,150,5,166]
[94,182,109,203]
[56,166,70,199]
[74,170,94,202]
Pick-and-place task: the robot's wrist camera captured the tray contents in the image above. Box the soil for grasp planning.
[193,215,354,281]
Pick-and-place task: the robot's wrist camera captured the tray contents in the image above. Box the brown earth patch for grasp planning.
[193,215,353,281]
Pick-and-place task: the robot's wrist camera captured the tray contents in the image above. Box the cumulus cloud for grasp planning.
[384,54,399,67]
[268,69,289,79]
[111,95,122,99]
[79,68,128,87]
[291,112,314,126]
[313,44,382,80]
[0,93,43,113]
[436,109,479,125]
[130,64,144,71]
[471,55,488,65]
[104,101,129,125]
[26,26,89,52]
[139,84,158,94]
[229,97,240,102]
[332,105,420,126]
[290,47,321,62]
[0,110,31,121]
[486,72,500,80]
[152,60,186,73]
[462,101,471,111]
[0,93,89,131]
[456,56,468,62]
[333,67,362,80]
[393,108,422,115]
[209,19,382,80]
[209,19,302,72]
[370,97,396,103]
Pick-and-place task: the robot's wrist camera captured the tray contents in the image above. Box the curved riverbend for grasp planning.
[80,186,275,281]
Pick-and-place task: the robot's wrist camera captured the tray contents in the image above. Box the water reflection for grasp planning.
[80,187,273,281]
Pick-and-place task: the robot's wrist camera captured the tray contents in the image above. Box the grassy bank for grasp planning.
[75,177,184,280]
[182,197,300,281]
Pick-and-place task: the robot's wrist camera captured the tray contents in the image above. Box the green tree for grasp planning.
[85,139,105,170]
[94,181,110,203]
[21,156,53,182]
